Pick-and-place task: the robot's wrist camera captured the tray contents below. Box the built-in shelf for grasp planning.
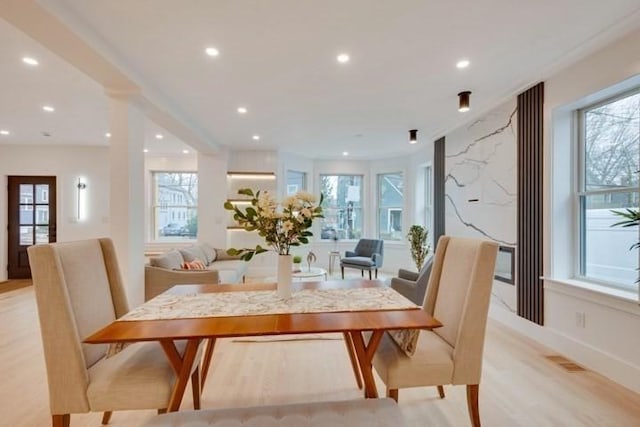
[227,198,253,204]
[227,171,276,179]
[227,226,251,230]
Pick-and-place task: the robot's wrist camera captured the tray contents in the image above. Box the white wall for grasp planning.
[0,145,110,282]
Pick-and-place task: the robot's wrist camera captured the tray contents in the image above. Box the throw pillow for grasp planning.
[388,329,420,357]
[201,244,217,264]
[181,259,206,270]
[105,342,130,358]
[179,246,208,264]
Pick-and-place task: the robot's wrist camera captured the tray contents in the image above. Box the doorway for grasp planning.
[7,176,57,279]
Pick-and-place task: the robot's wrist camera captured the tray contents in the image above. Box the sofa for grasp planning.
[145,243,249,300]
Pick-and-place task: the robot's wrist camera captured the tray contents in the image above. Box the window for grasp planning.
[286,170,306,195]
[377,172,404,240]
[319,174,363,240]
[152,172,198,241]
[578,90,639,290]
[421,165,433,234]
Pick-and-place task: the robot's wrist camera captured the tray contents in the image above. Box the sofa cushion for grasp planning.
[179,246,208,264]
[200,244,217,265]
[150,250,184,270]
[341,256,375,268]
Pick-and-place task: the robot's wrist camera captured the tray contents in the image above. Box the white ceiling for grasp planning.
[2,0,640,159]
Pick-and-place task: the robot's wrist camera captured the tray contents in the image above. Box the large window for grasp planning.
[319,174,363,240]
[377,172,404,240]
[578,90,639,290]
[152,172,198,241]
[286,170,306,195]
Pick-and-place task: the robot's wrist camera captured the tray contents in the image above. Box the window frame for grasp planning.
[318,173,364,241]
[286,170,307,195]
[575,87,640,291]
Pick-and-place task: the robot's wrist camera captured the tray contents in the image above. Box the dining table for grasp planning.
[84,279,442,412]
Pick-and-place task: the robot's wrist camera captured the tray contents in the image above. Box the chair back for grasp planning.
[28,238,130,414]
[422,236,498,384]
[354,239,384,263]
[414,256,434,305]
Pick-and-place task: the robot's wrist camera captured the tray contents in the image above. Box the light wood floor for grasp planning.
[1,284,639,427]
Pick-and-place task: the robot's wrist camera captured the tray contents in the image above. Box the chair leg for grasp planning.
[158,409,168,415]
[341,266,344,279]
[361,269,364,277]
[101,411,112,425]
[466,384,481,427]
[52,414,70,427]
[375,269,378,279]
[437,385,445,398]
[191,368,201,410]
[368,270,372,280]
[386,388,399,402]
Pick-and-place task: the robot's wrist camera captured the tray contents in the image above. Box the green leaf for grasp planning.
[227,248,240,256]
[224,201,234,210]
[238,188,254,197]
[298,237,308,244]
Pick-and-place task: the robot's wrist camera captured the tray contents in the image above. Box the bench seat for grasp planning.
[143,398,405,426]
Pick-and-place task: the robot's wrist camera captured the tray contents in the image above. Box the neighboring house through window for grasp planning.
[377,172,404,240]
[286,170,306,195]
[152,172,198,241]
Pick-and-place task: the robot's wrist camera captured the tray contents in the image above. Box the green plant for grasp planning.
[611,208,640,283]
[293,255,302,264]
[407,225,430,271]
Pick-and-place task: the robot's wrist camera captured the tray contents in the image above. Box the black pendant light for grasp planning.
[458,91,471,112]
[409,129,418,144]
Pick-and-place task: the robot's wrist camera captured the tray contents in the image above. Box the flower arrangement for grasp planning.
[224,188,324,261]
[407,225,430,271]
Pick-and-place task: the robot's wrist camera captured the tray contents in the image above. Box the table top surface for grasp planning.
[84,279,441,344]
[292,267,326,277]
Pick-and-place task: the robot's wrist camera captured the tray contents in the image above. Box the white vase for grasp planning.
[277,254,293,299]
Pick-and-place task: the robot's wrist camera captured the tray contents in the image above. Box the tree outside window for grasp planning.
[319,175,363,240]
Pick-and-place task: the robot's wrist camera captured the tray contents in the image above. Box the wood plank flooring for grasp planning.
[0,284,639,426]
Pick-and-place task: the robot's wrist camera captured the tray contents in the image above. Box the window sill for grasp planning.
[543,277,639,313]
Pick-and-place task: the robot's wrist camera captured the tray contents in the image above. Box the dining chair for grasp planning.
[340,238,384,279]
[372,236,498,427]
[28,238,202,427]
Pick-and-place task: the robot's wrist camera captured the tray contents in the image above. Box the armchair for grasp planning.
[28,238,202,427]
[340,238,384,279]
[390,256,433,305]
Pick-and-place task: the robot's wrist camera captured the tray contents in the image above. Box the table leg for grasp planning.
[342,332,363,389]
[349,330,384,398]
[200,338,217,389]
[160,339,202,412]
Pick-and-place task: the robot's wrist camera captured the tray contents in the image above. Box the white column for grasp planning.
[197,150,229,248]
[107,91,145,306]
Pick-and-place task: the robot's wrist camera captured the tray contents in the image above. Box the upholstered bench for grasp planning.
[144,398,405,426]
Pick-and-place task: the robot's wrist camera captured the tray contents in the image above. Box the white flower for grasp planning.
[295,191,316,203]
[300,207,312,218]
[282,196,297,208]
[282,220,294,233]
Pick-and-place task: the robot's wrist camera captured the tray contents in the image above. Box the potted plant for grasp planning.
[612,208,640,284]
[292,255,302,272]
[407,225,430,271]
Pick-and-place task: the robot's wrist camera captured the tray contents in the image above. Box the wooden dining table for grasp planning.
[84,279,442,412]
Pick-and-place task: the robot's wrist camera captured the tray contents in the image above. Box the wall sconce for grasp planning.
[409,129,418,144]
[77,178,87,221]
[458,91,471,112]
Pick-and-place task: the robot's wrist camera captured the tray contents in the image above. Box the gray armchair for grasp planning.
[340,239,384,279]
[390,256,433,305]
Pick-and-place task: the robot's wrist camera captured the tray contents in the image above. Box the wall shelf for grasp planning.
[227,171,276,179]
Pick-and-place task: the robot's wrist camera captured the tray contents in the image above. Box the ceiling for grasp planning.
[2,0,640,159]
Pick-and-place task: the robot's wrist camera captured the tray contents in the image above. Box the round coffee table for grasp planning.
[292,267,327,281]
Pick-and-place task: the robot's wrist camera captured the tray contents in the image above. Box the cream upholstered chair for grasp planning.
[372,236,498,427]
[28,238,201,427]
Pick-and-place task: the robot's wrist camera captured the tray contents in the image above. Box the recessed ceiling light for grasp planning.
[456,59,470,69]
[0,130,10,135]
[105,132,111,138]
[342,151,349,156]
[42,105,55,112]
[22,57,38,66]
[143,148,149,153]
[205,47,220,57]
[237,107,247,114]
[155,133,164,139]
[182,149,190,154]
[337,53,350,64]
[252,135,260,140]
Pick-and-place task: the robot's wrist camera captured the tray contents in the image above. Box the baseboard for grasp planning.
[489,304,640,394]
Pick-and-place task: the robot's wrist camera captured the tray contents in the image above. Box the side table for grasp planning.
[328,251,341,276]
